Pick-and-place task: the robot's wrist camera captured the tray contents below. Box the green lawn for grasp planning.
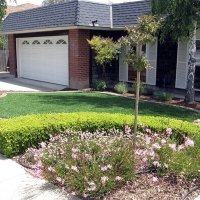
[0,92,199,122]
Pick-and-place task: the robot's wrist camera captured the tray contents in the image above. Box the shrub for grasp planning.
[132,81,146,96]
[155,92,173,101]
[114,82,128,94]
[27,129,135,197]
[1,112,200,157]
[92,80,107,91]
[136,125,200,180]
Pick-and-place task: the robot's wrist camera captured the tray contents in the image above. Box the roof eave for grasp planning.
[2,25,125,35]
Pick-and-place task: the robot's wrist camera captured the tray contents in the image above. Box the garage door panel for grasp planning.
[19,36,69,85]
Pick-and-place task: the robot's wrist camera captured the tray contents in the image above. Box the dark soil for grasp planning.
[104,89,200,112]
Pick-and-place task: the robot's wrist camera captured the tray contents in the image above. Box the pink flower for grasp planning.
[71,191,76,195]
[135,149,143,156]
[87,182,96,191]
[101,166,108,171]
[56,177,62,182]
[166,128,172,135]
[152,143,161,150]
[125,125,131,134]
[184,137,195,147]
[161,139,166,145]
[71,166,79,173]
[115,176,123,181]
[107,164,112,169]
[48,166,55,172]
[146,128,151,134]
[169,143,176,152]
[152,176,158,182]
[145,136,151,145]
[178,144,185,151]
[40,142,46,148]
[71,153,77,159]
[142,157,148,163]
[153,161,161,167]
[72,148,79,153]
[164,163,168,169]
[101,176,109,185]
[65,164,69,169]
[83,194,89,198]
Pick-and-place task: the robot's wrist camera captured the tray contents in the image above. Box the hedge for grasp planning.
[0,112,199,157]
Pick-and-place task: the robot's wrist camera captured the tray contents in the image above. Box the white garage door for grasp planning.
[18,36,69,85]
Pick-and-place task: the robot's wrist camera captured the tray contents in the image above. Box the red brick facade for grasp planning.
[8,34,17,76]
[8,29,90,89]
[69,29,90,89]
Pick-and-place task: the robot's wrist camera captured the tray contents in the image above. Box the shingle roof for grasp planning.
[6,3,39,18]
[2,1,78,32]
[77,1,110,27]
[2,0,150,33]
[112,0,150,27]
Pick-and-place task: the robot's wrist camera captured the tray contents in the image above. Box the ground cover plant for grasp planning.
[23,125,200,198]
[0,92,199,122]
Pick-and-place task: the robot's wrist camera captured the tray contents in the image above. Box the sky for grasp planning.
[6,0,130,6]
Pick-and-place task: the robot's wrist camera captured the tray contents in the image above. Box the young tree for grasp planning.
[150,0,200,102]
[87,36,120,79]
[120,15,160,146]
[42,0,70,6]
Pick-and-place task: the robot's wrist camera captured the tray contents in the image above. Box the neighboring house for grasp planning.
[1,0,199,91]
[0,3,39,71]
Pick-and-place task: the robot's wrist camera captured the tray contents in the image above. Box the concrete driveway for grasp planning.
[0,73,66,92]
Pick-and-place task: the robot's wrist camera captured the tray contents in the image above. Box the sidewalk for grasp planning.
[0,154,80,200]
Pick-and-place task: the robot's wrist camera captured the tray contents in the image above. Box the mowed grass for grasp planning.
[0,92,199,122]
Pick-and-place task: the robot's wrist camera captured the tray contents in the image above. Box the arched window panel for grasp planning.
[44,40,53,44]
[22,40,29,45]
[56,39,67,44]
[32,40,40,44]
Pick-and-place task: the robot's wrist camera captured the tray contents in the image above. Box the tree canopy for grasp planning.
[42,0,70,6]
[150,0,200,42]
[0,0,7,22]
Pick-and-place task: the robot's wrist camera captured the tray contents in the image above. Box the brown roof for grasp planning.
[6,3,39,18]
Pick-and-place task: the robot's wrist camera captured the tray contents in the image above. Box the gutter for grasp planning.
[2,26,126,35]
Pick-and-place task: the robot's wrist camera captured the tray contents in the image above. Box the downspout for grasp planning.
[110,4,113,29]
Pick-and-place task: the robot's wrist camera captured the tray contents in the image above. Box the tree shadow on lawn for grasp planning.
[26,92,198,121]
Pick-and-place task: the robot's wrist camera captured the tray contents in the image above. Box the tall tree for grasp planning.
[150,0,200,102]
[120,15,160,147]
[0,0,16,47]
[42,0,70,6]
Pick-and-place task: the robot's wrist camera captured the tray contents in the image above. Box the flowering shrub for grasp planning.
[26,129,135,197]
[136,124,200,180]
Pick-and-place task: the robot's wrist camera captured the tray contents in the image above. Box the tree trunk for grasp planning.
[133,44,141,148]
[185,28,196,102]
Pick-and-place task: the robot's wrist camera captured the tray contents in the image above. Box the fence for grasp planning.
[0,50,9,72]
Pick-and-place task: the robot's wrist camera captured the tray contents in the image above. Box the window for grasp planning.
[56,39,67,44]
[44,40,53,44]
[32,40,40,44]
[22,40,29,45]
[128,45,147,82]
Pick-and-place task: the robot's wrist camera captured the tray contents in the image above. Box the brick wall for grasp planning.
[69,29,90,89]
[8,34,17,76]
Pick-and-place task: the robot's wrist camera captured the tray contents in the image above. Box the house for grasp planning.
[0,3,39,71]
[1,0,199,91]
